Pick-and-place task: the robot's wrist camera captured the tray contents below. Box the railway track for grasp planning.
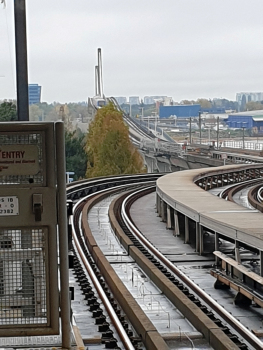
[67,173,263,349]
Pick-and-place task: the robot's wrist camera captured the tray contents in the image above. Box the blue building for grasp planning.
[159,104,200,118]
[226,110,263,133]
[28,84,41,105]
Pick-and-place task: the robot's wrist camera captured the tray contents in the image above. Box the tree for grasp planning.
[85,103,145,177]
[65,130,88,180]
[245,101,263,111]
[29,104,42,121]
[0,101,17,121]
[180,100,195,105]
[196,98,212,109]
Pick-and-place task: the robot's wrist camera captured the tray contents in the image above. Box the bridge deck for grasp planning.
[156,165,263,250]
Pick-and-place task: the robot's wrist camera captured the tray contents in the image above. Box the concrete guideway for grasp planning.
[156,164,263,273]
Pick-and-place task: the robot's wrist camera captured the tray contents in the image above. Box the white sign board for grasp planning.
[0,145,40,175]
[0,196,19,216]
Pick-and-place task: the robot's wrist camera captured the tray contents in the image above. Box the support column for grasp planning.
[215,232,219,265]
[184,216,189,243]
[199,225,204,255]
[260,251,263,277]
[161,200,167,222]
[166,205,172,229]
[174,210,180,236]
[235,240,241,264]
[195,222,200,253]
[156,194,161,216]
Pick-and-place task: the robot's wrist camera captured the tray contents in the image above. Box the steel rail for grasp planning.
[72,198,135,350]
[67,173,164,199]
[218,178,263,200]
[121,186,263,350]
[248,183,263,212]
[257,186,263,202]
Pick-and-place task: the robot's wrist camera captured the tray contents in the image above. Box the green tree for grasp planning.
[65,130,88,180]
[86,103,145,177]
[0,101,17,121]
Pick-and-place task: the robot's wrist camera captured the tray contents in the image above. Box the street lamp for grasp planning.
[242,127,245,149]
[199,112,202,144]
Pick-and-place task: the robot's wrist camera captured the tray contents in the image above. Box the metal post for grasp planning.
[14,0,29,121]
[199,112,201,144]
[189,118,192,144]
[56,122,71,349]
[242,127,245,149]
[217,117,219,148]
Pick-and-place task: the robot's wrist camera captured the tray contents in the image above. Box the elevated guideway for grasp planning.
[156,164,263,274]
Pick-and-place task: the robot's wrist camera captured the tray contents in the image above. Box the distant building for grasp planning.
[236,92,263,111]
[225,110,263,133]
[143,96,166,105]
[159,104,200,119]
[28,84,41,105]
[129,96,140,105]
[114,96,127,105]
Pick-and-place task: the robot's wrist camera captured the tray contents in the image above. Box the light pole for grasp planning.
[199,112,202,144]
[189,118,192,144]
[216,116,219,148]
[242,127,245,149]
[14,0,29,121]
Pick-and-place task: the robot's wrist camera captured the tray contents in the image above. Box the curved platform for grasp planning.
[156,164,263,273]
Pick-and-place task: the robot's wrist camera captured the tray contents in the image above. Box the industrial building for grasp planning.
[159,104,200,119]
[226,110,263,133]
[28,84,41,105]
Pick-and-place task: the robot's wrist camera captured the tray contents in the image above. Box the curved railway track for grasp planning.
[67,172,263,349]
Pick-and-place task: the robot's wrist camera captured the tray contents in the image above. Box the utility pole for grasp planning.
[14,0,29,121]
[189,118,192,144]
[217,116,219,148]
[242,127,245,149]
[199,112,202,144]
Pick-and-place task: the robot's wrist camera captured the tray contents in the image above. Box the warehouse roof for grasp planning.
[229,110,263,117]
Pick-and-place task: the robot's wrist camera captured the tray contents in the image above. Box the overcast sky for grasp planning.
[1,0,263,103]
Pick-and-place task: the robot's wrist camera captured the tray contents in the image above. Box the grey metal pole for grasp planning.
[55,122,71,349]
[189,118,192,144]
[242,127,245,149]
[199,112,201,144]
[217,117,219,148]
[14,0,29,121]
